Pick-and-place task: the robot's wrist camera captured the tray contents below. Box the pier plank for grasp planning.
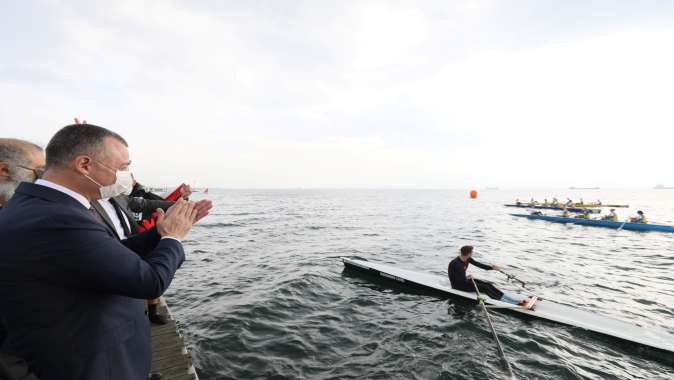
[150,299,199,380]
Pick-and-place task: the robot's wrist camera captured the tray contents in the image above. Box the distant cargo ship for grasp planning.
[148,186,169,193]
[655,184,674,189]
[569,186,600,190]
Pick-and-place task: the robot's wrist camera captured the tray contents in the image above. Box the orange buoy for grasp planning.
[470,190,478,199]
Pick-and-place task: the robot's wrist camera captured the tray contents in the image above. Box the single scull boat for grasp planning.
[342,258,674,354]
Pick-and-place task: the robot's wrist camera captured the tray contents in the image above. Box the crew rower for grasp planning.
[566,198,573,206]
[575,209,591,219]
[630,210,648,224]
[603,209,618,221]
[448,246,534,307]
[561,206,570,217]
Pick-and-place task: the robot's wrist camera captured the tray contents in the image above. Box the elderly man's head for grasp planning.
[44,124,132,200]
[0,139,45,205]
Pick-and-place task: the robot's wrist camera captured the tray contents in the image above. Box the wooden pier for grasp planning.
[150,299,199,380]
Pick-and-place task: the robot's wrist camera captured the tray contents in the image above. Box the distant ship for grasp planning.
[569,186,600,190]
[147,186,169,193]
[655,184,674,190]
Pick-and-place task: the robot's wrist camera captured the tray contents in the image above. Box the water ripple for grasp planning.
[164,189,674,379]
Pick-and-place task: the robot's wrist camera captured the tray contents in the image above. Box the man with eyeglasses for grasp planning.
[0,138,44,380]
[0,139,45,208]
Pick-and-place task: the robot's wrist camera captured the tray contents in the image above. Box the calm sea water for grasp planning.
[164,189,674,380]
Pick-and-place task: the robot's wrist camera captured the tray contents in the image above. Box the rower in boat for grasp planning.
[561,206,570,217]
[565,198,573,206]
[574,209,591,219]
[448,246,535,308]
[629,210,648,224]
[543,198,549,206]
[602,209,618,221]
[529,198,537,206]
[515,198,522,206]
[551,197,559,206]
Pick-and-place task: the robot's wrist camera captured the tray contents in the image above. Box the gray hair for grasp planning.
[46,124,128,169]
[0,139,42,167]
[0,139,43,202]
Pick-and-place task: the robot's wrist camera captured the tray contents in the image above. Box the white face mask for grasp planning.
[82,161,134,199]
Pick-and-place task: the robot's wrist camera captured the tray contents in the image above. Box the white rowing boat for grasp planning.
[342,258,674,354]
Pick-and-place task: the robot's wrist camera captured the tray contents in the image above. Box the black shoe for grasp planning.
[149,312,168,325]
[148,372,162,380]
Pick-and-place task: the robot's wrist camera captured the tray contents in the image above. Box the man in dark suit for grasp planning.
[0,124,212,380]
[0,139,44,380]
[92,195,176,324]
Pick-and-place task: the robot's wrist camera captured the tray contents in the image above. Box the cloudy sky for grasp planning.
[2,1,673,188]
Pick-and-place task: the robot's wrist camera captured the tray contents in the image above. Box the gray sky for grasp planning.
[2,1,673,188]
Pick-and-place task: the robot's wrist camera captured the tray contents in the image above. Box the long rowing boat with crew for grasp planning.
[572,203,629,208]
[504,204,601,213]
[342,257,674,354]
[566,203,629,208]
[510,202,629,208]
[510,213,674,233]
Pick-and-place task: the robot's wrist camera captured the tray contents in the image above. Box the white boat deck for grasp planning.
[343,258,674,354]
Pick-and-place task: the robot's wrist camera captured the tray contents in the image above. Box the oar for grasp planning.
[500,271,526,289]
[470,278,515,379]
[496,271,567,305]
[617,219,628,231]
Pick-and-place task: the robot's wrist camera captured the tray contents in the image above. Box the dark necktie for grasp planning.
[109,199,132,237]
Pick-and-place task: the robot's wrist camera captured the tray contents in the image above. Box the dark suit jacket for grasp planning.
[0,183,185,380]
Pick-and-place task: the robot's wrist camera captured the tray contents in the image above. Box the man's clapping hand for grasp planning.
[192,199,213,223]
[156,199,197,240]
[155,198,213,240]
